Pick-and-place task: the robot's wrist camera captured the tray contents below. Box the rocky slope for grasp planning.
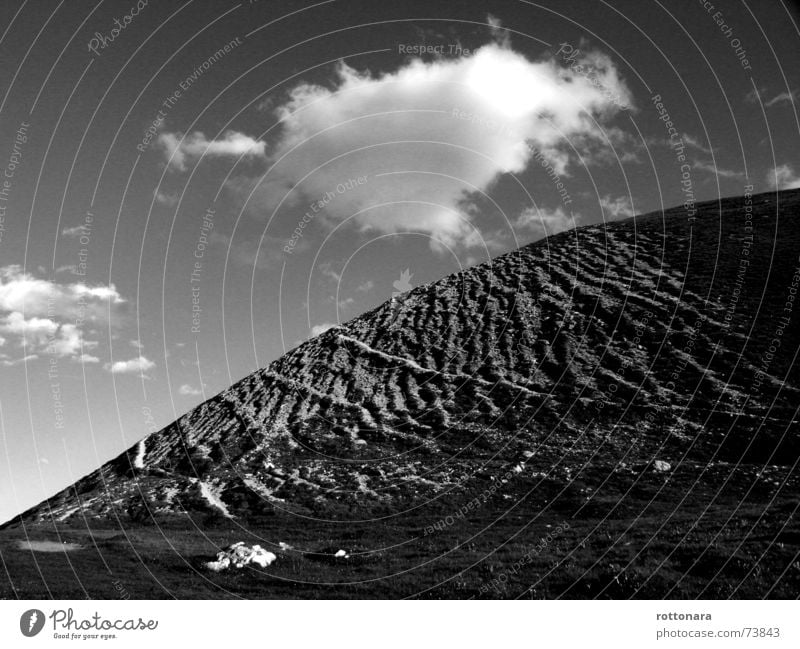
[8,188,800,527]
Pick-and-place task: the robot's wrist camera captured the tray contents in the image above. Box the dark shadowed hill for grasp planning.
[8,188,799,532]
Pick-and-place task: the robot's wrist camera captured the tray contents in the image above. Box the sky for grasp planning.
[0,0,798,523]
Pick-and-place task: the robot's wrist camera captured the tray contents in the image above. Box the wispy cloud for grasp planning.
[156,130,267,171]
[692,159,744,179]
[746,87,797,108]
[61,225,89,238]
[682,134,712,155]
[765,90,797,107]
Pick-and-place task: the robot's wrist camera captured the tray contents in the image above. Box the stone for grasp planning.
[204,542,277,571]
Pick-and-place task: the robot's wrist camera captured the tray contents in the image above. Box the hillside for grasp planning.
[9,189,800,526]
[3,188,799,599]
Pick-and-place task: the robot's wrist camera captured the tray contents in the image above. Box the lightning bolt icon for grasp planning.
[28,612,38,632]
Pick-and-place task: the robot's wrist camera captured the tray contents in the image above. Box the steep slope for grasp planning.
[9,188,800,527]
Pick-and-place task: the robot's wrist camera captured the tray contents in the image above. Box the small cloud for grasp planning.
[156,130,267,172]
[105,356,155,375]
[78,353,100,364]
[39,457,49,465]
[599,195,635,219]
[310,322,337,337]
[357,280,375,293]
[178,383,201,396]
[767,164,800,190]
[155,190,179,206]
[130,339,143,350]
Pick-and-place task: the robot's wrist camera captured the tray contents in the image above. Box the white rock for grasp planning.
[250,547,277,568]
[334,549,349,558]
[204,556,231,572]
[204,542,277,571]
[653,460,671,472]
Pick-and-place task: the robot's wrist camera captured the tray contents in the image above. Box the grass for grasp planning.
[1,461,797,599]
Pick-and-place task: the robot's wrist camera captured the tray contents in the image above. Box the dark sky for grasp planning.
[0,0,798,522]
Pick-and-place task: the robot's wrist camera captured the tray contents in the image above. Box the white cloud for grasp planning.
[767,164,800,190]
[157,130,267,171]
[599,194,635,219]
[178,383,202,396]
[0,265,125,321]
[78,353,100,364]
[0,266,125,362]
[310,322,337,337]
[233,42,631,249]
[105,356,155,375]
